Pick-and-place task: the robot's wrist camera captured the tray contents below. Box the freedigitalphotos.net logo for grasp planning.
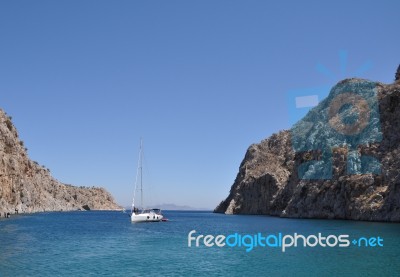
[188,230,383,253]
[287,51,382,179]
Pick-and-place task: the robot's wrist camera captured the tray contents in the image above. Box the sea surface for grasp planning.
[1,211,400,276]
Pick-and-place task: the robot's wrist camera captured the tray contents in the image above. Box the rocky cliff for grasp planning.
[0,108,121,217]
[215,77,400,222]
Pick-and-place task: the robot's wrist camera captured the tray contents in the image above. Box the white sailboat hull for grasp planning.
[131,211,163,223]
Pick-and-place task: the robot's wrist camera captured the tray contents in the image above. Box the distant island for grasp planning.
[215,68,400,222]
[0,108,121,218]
[154,203,210,211]
[124,203,209,211]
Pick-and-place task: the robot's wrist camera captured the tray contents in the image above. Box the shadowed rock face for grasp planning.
[0,109,121,216]
[396,64,400,82]
[215,78,400,222]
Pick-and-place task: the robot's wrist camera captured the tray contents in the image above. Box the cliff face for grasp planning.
[215,78,400,222]
[0,109,121,216]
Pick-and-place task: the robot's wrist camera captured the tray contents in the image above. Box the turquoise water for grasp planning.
[1,211,399,276]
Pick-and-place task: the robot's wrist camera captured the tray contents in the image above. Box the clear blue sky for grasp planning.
[0,1,399,209]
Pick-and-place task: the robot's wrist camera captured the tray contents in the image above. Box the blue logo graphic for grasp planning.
[287,52,381,179]
[287,51,372,126]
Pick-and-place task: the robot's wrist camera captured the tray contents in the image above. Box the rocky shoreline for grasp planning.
[0,108,121,217]
[215,75,400,222]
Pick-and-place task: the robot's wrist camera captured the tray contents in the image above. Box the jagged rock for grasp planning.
[215,77,400,222]
[396,64,400,82]
[0,108,121,216]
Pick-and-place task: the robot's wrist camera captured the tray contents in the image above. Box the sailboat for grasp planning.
[131,139,164,223]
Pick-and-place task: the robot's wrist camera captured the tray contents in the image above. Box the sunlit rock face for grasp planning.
[0,108,121,216]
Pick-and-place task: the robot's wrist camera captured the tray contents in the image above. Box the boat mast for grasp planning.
[140,138,143,209]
